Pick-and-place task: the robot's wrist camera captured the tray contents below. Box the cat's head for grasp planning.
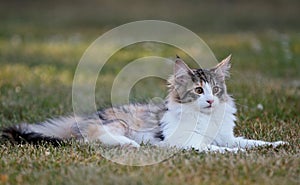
[168,55,232,114]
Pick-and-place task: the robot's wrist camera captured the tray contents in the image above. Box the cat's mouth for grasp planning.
[205,105,213,109]
[200,105,214,114]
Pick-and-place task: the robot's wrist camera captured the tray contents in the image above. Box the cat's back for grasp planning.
[98,102,167,132]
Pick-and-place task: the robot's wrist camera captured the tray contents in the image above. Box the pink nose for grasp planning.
[207,100,214,105]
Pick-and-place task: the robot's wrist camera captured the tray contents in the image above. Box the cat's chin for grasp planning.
[199,106,215,114]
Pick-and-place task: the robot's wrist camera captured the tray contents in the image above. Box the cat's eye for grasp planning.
[194,87,204,94]
[213,86,219,94]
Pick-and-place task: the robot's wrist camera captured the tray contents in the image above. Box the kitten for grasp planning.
[1,55,286,152]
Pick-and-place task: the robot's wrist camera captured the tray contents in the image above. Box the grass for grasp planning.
[0,0,300,185]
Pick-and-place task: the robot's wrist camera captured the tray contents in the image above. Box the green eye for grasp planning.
[194,87,204,94]
[213,86,219,94]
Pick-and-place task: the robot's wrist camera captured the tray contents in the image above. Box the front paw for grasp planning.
[271,141,288,148]
[224,147,246,153]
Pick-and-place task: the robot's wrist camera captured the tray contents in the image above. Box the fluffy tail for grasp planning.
[1,124,63,145]
[1,117,81,146]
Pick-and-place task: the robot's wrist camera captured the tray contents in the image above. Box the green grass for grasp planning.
[0,1,300,185]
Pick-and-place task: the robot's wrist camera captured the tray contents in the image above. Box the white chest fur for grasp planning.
[161,100,236,150]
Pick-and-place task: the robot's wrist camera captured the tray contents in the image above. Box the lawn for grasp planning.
[0,0,299,185]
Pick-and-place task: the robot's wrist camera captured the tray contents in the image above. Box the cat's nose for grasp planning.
[206,100,214,105]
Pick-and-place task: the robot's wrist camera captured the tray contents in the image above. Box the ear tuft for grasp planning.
[214,54,232,80]
[174,58,193,78]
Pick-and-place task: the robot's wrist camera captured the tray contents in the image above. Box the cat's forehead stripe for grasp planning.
[192,69,208,83]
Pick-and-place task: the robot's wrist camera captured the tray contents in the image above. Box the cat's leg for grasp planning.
[213,133,287,149]
[188,143,244,153]
[98,133,140,147]
[77,119,140,147]
[232,137,287,149]
[98,122,140,147]
[203,144,245,153]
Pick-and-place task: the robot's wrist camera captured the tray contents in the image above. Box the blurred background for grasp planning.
[1,0,299,73]
[1,0,299,34]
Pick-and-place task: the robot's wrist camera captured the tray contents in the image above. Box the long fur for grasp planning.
[1,55,286,152]
[1,124,63,146]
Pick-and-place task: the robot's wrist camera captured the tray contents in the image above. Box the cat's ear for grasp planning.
[174,56,194,78]
[213,54,232,80]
